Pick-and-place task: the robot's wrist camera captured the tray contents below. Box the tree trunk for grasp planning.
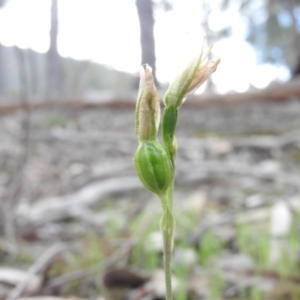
[47,0,63,100]
[0,43,5,96]
[201,0,214,93]
[285,0,300,78]
[0,1,9,97]
[293,56,300,78]
[136,0,158,85]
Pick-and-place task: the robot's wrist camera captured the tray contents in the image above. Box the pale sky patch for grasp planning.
[0,0,50,52]
[0,0,290,93]
[211,38,257,93]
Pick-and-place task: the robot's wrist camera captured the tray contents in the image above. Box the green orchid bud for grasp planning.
[134,140,173,196]
[135,64,160,142]
[164,44,220,109]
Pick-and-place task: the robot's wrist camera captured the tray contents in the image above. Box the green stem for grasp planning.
[162,106,178,167]
[166,178,174,208]
[161,105,177,300]
[160,181,175,300]
[163,225,173,300]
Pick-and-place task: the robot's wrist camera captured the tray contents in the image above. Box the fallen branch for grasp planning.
[17,177,142,225]
[177,160,300,188]
[7,243,68,300]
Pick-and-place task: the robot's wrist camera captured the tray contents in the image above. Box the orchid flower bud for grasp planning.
[135,64,160,142]
[164,45,220,109]
[134,64,173,196]
[184,58,221,98]
[134,140,173,196]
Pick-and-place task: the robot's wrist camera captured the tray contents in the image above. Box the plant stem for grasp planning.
[160,181,175,300]
[166,178,174,208]
[163,226,173,300]
[161,105,177,300]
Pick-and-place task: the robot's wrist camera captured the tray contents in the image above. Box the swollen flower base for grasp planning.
[134,140,173,195]
[134,48,220,300]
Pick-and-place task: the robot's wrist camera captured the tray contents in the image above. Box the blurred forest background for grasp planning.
[1,0,300,300]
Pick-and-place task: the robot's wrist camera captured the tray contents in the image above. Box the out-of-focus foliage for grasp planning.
[0,0,7,8]
[218,0,300,70]
[0,46,136,99]
[153,0,173,12]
